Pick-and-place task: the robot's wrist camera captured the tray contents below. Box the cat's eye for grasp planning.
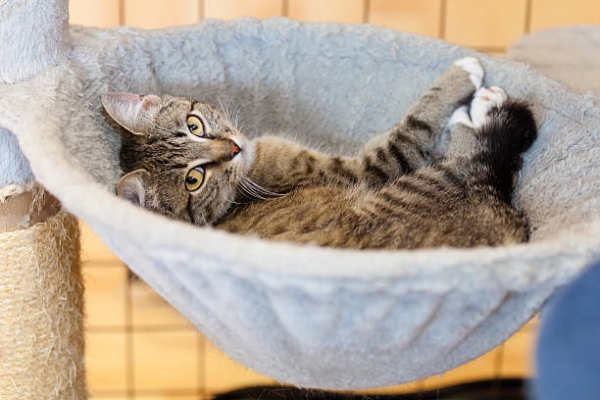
[185,166,205,191]
[186,115,205,137]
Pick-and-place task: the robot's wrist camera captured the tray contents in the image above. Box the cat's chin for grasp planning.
[238,137,256,174]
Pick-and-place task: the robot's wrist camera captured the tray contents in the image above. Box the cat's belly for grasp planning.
[215,186,529,250]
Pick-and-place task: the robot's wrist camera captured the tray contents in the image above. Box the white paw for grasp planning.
[448,105,473,128]
[454,57,484,88]
[470,86,507,128]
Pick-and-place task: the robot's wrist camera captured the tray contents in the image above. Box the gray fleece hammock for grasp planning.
[1,0,599,390]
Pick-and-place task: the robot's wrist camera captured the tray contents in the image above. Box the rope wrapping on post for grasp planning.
[0,185,86,400]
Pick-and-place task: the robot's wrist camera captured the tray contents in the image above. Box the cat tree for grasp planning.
[0,2,85,399]
[1,0,599,394]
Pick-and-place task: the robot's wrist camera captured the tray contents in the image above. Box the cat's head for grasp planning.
[102,93,252,226]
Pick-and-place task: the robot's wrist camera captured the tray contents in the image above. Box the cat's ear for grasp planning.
[116,169,151,207]
[101,93,161,135]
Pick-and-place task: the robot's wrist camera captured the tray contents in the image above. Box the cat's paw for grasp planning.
[470,86,507,128]
[454,57,484,88]
[448,86,507,129]
[448,105,472,127]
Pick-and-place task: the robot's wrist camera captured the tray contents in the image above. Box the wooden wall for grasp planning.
[70,0,600,55]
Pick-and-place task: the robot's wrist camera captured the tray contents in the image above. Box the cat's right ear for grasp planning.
[101,93,161,135]
[116,169,151,207]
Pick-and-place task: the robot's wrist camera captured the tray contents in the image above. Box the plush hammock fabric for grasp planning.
[1,3,599,389]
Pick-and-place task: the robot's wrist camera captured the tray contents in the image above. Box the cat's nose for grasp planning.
[229,139,241,159]
[214,139,242,162]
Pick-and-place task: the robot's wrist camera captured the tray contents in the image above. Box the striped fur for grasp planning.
[107,58,537,250]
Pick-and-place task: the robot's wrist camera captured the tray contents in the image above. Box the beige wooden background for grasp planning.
[70,0,600,55]
[71,1,599,399]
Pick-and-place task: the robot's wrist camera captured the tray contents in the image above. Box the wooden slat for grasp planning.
[368,0,442,38]
[530,0,600,31]
[84,266,128,328]
[205,0,283,20]
[500,330,537,377]
[288,0,364,23]
[205,341,276,393]
[420,348,501,389]
[133,331,199,390]
[69,0,120,27]
[445,0,527,47]
[124,0,201,28]
[86,332,128,392]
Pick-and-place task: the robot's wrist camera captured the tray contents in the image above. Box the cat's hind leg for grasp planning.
[359,57,485,188]
[444,86,508,158]
[444,86,537,202]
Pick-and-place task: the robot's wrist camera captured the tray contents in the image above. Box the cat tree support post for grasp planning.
[0,0,87,398]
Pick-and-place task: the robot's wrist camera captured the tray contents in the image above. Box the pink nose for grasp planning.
[230,140,241,158]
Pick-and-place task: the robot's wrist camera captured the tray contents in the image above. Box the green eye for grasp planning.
[185,166,205,191]
[186,115,205,137]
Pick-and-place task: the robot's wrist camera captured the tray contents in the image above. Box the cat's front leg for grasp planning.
[244,58,486,194]
[246,135,361,195]
[357,57,484,188]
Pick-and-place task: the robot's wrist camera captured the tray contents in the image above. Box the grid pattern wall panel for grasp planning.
[123,0,202,28]
[529,0,600,31]
[68,0,600,52]
[367,0,443,38]
[204,0,284,20]
[443,0,528,50]
[287,0,365,23]
[70,0,120,27]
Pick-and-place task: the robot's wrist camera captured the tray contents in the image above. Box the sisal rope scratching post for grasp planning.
[0,184,87,399]
[1,1,87,398]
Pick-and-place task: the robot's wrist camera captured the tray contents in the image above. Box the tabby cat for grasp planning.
[102,57,537,249]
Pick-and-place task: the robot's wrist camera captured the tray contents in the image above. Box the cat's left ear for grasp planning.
[116,169,151,207]
[102,93,161,135]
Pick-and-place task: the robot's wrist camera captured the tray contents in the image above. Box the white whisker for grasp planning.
[236,174,284,201]
[215,97,246,133]
[226,197,252,206]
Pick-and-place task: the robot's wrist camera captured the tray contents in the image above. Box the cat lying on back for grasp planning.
[102,57,537,249]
